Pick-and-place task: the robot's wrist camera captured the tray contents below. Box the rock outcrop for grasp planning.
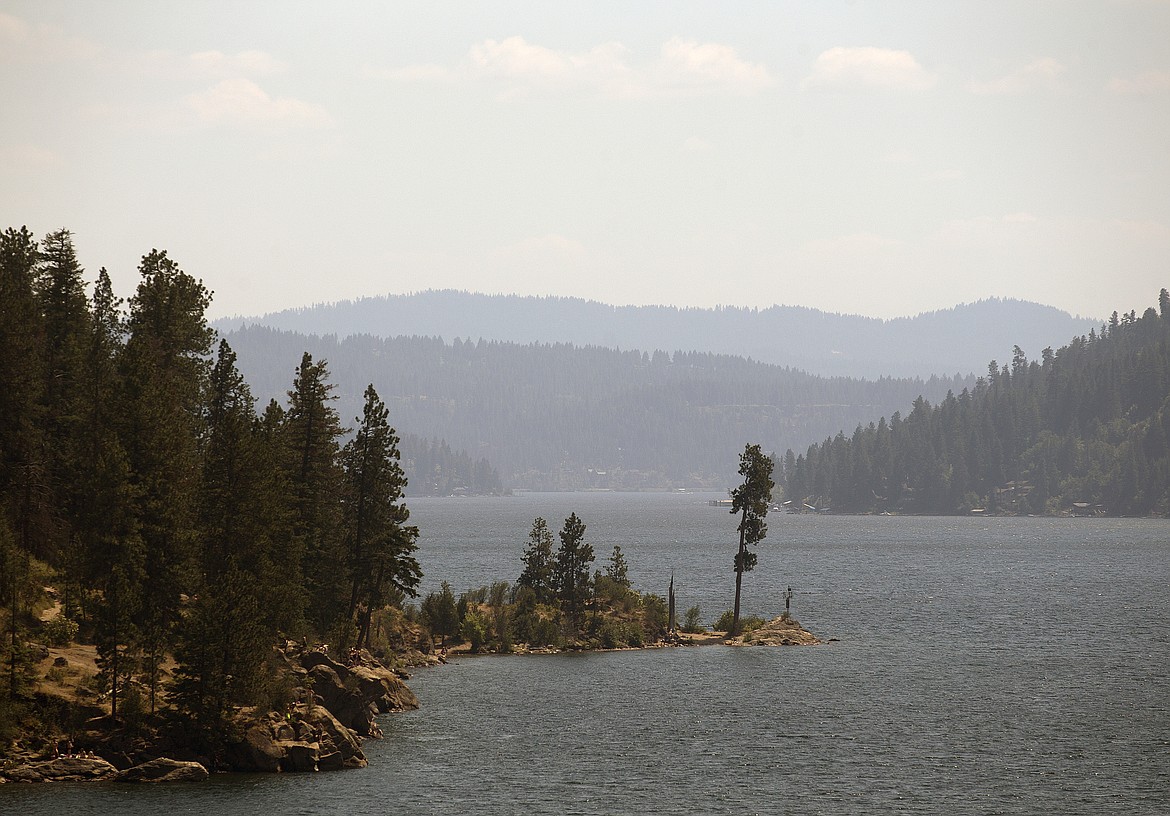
[728,615,821,647]
[221,647,416,773]
[116,757,209,783]
[2,756,118,782]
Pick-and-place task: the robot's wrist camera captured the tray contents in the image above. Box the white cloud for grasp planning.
[189,50,287,78]
[185,79,333,128]
[968,58,1065,95]
[0,11,99,62]
[802,47,936,91]
[383,35,772,98]
[1108,69,1170,94]
[653,38,773,95]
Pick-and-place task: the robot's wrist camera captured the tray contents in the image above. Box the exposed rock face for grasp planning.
[223,723,284,773]
[730,616,822,647]
[220,648,415,773]
[2,756,118,782]
[301,651,419,736]
[116,758,209,783]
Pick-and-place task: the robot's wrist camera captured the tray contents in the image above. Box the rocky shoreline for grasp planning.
[0,643,423,784]
[2,617,821,784]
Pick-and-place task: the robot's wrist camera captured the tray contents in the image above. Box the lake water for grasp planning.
[5,493,1169,814]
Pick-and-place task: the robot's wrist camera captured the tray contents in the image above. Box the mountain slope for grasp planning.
[783,298,1170,515]
[223,326,972,490]
[216,291,1099,380]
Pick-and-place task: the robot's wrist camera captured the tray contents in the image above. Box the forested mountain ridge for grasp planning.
[215,290,1099,380]
[782,294,1170,516]
[222,325,972,490]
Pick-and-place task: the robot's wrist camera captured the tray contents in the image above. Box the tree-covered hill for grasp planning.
[215,290,1099,380]
[222,325,972,490]
[782,294,1170,516]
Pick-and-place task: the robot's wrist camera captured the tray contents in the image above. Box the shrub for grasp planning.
[42,615,78,647]
[641,593,668,641]
[597,621,624,649]
[713,609,766,634]
[460,610,489,653]
[681,606,704,634]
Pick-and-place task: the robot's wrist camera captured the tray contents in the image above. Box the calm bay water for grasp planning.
[6,493,1169,814]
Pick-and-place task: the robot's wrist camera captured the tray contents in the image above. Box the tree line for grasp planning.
[780,291,1170,516]
[416,514,667,652]
[221,325,973,490]
[0,227,420,748]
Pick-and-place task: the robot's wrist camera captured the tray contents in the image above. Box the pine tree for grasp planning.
[553,513,593,628]
[339,384,420,649]
[518,517,555,603]
[120,249,213,712]
[605,544,630,587]
[729,444,774,636]
[282,352,347,636]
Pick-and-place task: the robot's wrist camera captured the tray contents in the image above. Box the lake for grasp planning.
[5,492,1168,814]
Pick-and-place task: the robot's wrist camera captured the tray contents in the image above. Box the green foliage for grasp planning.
[553,513,593,627]
[518,517,555,603]
[729,443,774,635]
[714,609,766,634]
[339,384,420,650]
[460,609,489,653]
[641,593,668,642]
[596,620,639,649]
[420,582,459,643]
[41,614,78,647]
[593,574,636,611]
[605,544,630,587]
[682,605,704,634]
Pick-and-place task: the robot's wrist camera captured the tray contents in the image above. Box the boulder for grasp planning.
[301,652,417,736]
[116,758,209,783]
[303,704,366,768]
[4,756,118,782]
[222,723,283,773]
[276,741,319,773]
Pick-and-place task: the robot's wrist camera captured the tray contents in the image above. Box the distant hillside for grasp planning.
[215,292,1099,379]
[223,326,973,490]
[784,297,1170,515]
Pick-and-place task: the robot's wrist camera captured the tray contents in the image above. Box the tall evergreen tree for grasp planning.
[0,227,48,561]
[518,517,555,603]
[282,352,346,636]
[729,444,774,636]
[553,513,593,628]
[120,249,213,712]
[339,384,420,649]
[75,267,143,721]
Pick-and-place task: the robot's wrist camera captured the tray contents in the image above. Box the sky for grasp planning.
[2,1,1168,321]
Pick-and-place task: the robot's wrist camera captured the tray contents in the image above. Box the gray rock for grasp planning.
[276,741,319,773]
[116,758,209,783]
[8,756,118,782]
[223,724,283,773]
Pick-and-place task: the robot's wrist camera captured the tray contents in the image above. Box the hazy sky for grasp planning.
[2,1,1167,321]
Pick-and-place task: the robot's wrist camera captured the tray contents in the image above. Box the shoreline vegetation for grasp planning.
[1,588,819,784]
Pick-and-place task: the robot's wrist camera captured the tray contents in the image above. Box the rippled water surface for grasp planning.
[6,494,1169,814]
